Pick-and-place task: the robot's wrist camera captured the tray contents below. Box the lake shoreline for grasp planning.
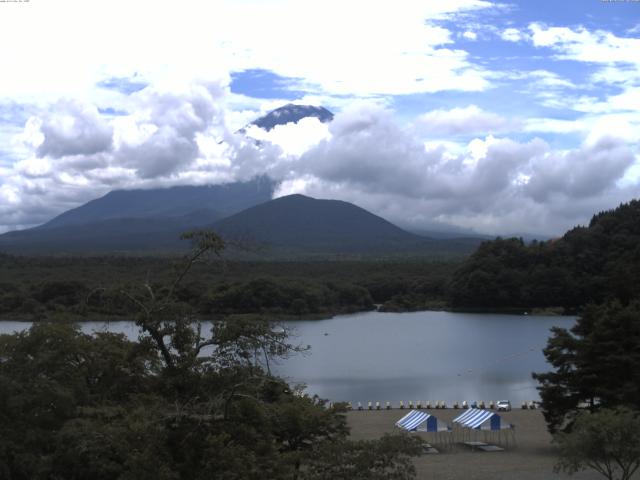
[0,306,576,323]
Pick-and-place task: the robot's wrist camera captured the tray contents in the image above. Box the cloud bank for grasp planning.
[1,1,640,238]
[1,84,639,238]
[273,106,638,236]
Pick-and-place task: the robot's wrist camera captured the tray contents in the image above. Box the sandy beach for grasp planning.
[347,409,620,480]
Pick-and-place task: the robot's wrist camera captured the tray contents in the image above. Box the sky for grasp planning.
[0,0,639,236]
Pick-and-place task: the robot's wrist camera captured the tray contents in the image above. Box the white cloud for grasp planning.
[523,136,635,202]
[2,4,640,237]
[525,24,640,120]
[35,100,113,159]
[525,111,640,148]
[2,97,640,237]
[244,117,331,157]
[417,105,515,136]
[528,23,640,64]
[462,31,478,41]
[528,70,577,89]
[501,27,525,42]
[495,69,580,110]
[113,84,225,178]
[0,80,236,232]
[271,106,639,236]
[573,88,640,114]
[0,0,495,106]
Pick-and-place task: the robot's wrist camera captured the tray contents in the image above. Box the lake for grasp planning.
[0,311,574,405]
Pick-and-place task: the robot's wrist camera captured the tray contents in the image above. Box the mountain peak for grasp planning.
[211,193,430,255]
[249,104,334,132]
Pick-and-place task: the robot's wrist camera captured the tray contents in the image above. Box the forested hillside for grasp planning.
[0,254,456,321]
[450,200,640,311]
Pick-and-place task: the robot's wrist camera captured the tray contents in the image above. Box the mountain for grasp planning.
[38,176,276,230]
[0,177,276,254]
[213,194,422,252]
[0,191,481,256]
[211,194,479,256]
[238,104,334,134]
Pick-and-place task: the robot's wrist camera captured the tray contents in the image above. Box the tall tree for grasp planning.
[534,301,640,433]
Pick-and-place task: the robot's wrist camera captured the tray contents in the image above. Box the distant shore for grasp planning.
[346,409,603,480]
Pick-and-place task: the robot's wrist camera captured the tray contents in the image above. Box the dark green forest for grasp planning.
[0,200,638,321]
[0,255,455,321]
[3,199,640,321]
[450,199,640,312]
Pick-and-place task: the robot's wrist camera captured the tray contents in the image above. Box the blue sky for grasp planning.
[0,0,639,235]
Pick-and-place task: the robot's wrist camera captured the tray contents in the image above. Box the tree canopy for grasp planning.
[450,200,640,311]
[555,407,640,480]
[0,230,422,479]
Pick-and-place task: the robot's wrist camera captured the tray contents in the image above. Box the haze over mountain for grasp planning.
[0,177,276,254]
[0,216,196,253]
[0,190,482,256]
[38,176,276,230]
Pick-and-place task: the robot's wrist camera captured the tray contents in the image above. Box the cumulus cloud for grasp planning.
[35,100,113,158]
[0,80,234,232]
[523,136,635,202]
[3,1,640,239]
[2,90,640,238]
[243,117,331,157]
[417,105,515,136]
[271,106,639,236]
[113,84,225,178]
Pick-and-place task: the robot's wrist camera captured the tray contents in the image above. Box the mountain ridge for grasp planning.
[0,193,483,256]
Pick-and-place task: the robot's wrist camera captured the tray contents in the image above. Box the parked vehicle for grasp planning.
[496,400,511,411]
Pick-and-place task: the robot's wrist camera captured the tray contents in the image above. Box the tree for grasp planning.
[534,301,640,433]
[120,229,227,371]
[0,323,157,479]
[1,230,422,479]
[555,407,640,480]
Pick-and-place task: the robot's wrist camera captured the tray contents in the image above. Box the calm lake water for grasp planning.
[0,311,574,405]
